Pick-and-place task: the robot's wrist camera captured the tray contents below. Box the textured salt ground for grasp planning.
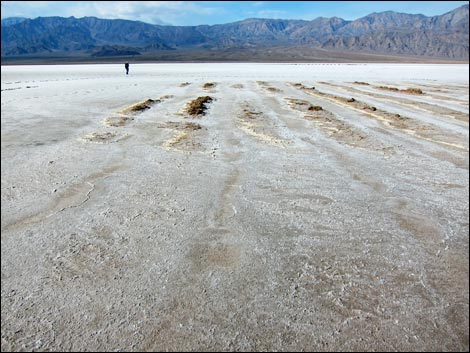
[1,63,468,352]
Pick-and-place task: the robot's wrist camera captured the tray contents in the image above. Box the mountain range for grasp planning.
[1,4,468,62]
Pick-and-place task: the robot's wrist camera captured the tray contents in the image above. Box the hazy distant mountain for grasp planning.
[1,5,468,61]
[1,17,28,27]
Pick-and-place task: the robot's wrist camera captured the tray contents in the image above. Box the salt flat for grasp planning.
[1,63,469,351]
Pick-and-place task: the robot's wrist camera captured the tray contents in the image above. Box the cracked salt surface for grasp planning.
[1,63,468,351]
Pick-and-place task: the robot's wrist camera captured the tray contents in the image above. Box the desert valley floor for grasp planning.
[1,63,469,351]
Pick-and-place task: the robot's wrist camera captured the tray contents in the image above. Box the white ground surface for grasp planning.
[1,63,469,351]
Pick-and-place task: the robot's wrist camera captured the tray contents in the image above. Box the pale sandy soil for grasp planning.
[1,63,469,351]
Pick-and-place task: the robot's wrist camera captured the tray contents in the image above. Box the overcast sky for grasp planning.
[1,1,468,26]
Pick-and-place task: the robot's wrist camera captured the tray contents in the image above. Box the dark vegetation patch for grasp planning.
[122,99,158,113]
[285,98,322,112]
[202,82,216,89]
[403,88,424,94]
[185,96,214,116]
[377,86,424,94]
[308,105,323,111]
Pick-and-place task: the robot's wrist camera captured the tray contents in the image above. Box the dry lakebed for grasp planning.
[1,63,469,351]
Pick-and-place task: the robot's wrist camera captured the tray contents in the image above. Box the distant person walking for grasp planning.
[125,62,129,75]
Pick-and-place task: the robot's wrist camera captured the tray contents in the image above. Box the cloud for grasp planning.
[3,1,465,25]
[1,1,225,25]
[66,1,223,25]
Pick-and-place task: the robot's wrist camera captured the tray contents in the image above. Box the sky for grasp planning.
[1,1,468,26]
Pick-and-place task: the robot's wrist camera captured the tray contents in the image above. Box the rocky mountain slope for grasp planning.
[1,5,468,60]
